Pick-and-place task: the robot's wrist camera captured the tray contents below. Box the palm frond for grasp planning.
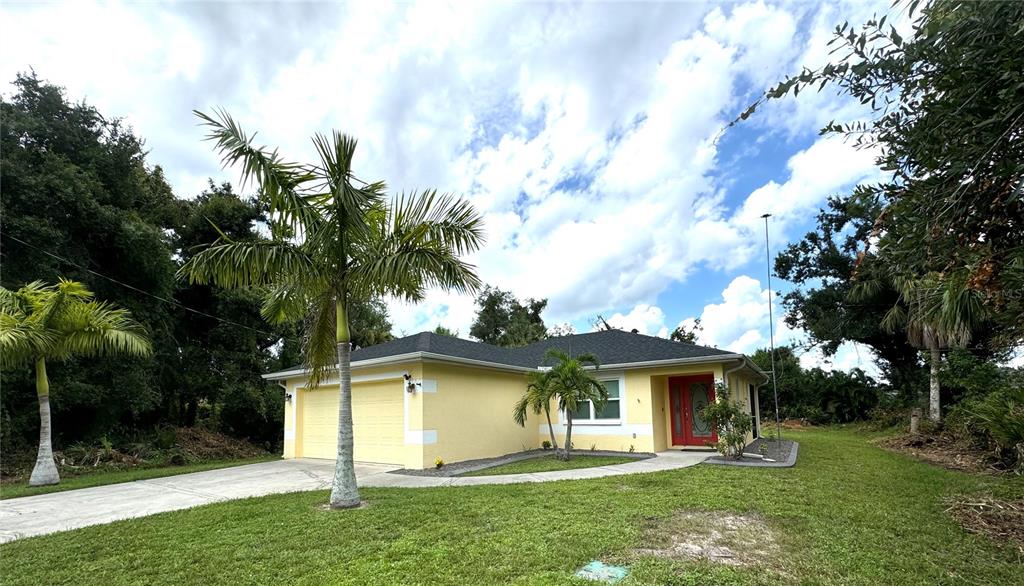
[57,301,152,358]
[0,313,55,368]
[390,190,486,256]
[303,293,339,389]
[261,277,328,325]
[880,304,907,335]
[178,240,319,289]
[194,109,320,232]
[310,131,383,241]
[512,394,531,427]
[348,244,481,301]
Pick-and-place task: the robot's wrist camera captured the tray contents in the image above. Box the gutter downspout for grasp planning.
[722,359,745,401]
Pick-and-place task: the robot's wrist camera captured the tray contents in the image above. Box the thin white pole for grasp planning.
[761,213,782,444]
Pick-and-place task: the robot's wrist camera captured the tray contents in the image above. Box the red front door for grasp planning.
[668,375,717,446]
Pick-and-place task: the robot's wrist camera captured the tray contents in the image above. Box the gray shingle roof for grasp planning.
[270,329,741,377]
[516,329,737,367]
[346,331,531,367]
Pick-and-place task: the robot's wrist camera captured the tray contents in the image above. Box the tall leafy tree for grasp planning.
[1,73,177,449]
[858,272,992,422]
[433,325,458,337]
[180,110,484,509]
[539,350,608,461]
[469,286,547,347]
[171,182,287,442]
[670,318,703,344]
[739,0,1024,351]
[774,196,925,401]
[0,280,151,485]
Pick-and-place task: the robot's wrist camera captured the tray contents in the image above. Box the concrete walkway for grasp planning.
[0,451,708,543]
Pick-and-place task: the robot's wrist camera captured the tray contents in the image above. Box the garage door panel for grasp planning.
[299,381,404,465]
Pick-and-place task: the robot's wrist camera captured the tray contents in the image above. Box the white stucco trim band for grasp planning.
[404,430,438,444]
[541,423,654,437]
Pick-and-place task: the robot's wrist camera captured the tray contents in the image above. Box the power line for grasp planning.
[4,234,290,340]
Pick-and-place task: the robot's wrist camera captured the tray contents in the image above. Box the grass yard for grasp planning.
[2,429,1022,585]
[462,454,641,476]
[0,456,277,500]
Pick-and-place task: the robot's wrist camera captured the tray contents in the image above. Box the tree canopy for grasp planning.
[469,286,548,347]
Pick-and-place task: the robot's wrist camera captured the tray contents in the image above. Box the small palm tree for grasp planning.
[542,349,608,461]
[513,370,559,451]
[180,110,484,509]
[0,280,151,486]
[854,270,987,423]
[884,274,987,423]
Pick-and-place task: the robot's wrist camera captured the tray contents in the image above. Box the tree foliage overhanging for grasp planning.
[744,0,1023,352]
[741,0,1023,415]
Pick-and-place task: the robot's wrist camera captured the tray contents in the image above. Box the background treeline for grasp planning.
[0,74,394,463]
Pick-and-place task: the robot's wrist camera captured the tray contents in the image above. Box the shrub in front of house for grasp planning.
[702,381,752,459]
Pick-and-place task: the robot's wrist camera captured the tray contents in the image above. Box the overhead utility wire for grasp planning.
[5,234,290,341]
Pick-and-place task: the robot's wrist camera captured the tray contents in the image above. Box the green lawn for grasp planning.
[463,454,641,476]
[0,456,277,500]
[2,430,1021,585]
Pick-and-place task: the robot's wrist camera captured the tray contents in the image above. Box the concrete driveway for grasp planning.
[0,459,397,544]
[1,450,708,543]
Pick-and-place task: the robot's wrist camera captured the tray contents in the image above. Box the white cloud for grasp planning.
[678,275,781,353]
[2,0,892,369]
[679,275,882,376]
[603,304,670,338]
[732,137,879,232]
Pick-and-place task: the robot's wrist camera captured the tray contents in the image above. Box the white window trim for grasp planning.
[559,373,627,426]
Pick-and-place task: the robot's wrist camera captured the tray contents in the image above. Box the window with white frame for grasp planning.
[568,379,621,422]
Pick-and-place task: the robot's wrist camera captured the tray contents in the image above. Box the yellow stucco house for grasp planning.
[264,330,767,469]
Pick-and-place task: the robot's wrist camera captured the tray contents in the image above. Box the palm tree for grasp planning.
[513,370,559,451]
[0,280,151,486]
[854,270,987,423]
[884,274,987,423]
[542,349,609,461]
[180,110,484,509]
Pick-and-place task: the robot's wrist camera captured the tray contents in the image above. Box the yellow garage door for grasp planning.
[299,381,405,465]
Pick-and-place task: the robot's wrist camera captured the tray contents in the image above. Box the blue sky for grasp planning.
[1,0,902,372]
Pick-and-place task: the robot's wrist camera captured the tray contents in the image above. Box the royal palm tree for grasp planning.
[0,280,151,486]
[542,349,608,461]
[180,110,484,509]
[513,370,559,451]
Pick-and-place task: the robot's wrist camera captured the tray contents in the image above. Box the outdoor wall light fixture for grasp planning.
[403,372,420,394]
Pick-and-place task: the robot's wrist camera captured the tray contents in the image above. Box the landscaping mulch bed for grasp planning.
[945,496,1024,555]
[879,434,994,474]
[393,449,653,477]
[703,439,798,468]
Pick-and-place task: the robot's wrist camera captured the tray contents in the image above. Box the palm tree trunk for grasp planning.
[928,346,941,423]
[544,406,559,451]
[329,299,361,509]
[29,358,60,486]
[560,414,573,461]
